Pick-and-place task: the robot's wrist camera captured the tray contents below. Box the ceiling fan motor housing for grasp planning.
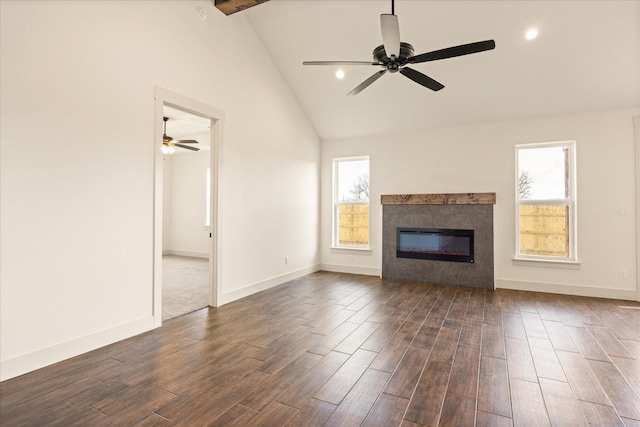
[374,42,414,72]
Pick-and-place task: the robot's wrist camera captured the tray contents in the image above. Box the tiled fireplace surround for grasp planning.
[381,193,496,290]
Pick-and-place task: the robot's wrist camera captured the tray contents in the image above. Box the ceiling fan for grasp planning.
[303,0,495,96]
[162,116,200,152]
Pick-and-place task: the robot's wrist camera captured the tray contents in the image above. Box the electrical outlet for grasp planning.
[285,257,289,265]
[617,207,630,216]
[619,269,626,279]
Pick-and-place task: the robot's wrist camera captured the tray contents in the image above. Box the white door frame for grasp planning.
[153,87,225,326]
[634,115,640,302]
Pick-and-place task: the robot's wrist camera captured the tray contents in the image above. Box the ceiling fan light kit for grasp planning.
[303,0,496,96]
[161,145,176,155]
[162,116,200,153]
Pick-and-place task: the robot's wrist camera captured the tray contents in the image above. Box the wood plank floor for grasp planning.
[2,272,640,426]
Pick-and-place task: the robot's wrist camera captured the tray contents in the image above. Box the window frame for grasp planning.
[515,141,577,263]
[332,156,370,250]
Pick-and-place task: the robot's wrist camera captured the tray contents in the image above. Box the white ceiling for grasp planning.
[243,0,640,141]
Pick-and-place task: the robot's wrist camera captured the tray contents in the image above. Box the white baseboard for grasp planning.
[496,279,639,301]
[219,264,321,305]
[0,316,156,382]
[319,263,381,277]
[164,250,209,259]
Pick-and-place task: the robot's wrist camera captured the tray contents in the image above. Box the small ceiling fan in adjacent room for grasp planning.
[162,116,200,154]
[303,0,495,96]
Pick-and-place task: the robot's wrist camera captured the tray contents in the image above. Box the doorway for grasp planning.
[153,87,225,326]
[161,106,211,320]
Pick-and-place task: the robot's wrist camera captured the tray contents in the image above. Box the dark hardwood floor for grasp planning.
[2,272,640,426]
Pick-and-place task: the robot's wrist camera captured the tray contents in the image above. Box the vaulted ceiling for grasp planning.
[239,0,639,141]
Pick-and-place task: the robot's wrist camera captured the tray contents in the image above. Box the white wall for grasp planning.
[170,149,210,258]
[321,108,639,301]
[0,1,320,380]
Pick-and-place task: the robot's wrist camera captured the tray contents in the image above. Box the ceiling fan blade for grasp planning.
[174,143,200,151]
[380,14,400,58]
[303,61,381,66]
[175,139,199,144]
[348,70,387,96]
[408,40,496,64]
[400,67,444,91]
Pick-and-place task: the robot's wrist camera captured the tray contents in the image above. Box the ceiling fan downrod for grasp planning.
[163,116,171,141]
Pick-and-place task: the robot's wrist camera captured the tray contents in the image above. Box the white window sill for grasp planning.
[331,246,372,254]
[512,257,581,270]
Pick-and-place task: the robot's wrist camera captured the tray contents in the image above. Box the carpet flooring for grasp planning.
[162,255,209,320]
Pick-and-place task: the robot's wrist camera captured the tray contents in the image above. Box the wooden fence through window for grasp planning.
[519,205,569,257]
[338,204,369,246]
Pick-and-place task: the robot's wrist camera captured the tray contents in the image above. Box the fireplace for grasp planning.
[397,228,474,263]
[381,193,496,289]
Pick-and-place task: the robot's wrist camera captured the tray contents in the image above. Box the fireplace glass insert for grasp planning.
[396,228,474,263]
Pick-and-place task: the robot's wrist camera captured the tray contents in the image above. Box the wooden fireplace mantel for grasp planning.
[380,193,496,205]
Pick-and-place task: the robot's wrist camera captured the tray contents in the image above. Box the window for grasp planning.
[333,157,370,248]
[516,141,576,261]
[205,167,211,227]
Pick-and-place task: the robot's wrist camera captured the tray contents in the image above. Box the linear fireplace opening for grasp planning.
[397,228,474,263]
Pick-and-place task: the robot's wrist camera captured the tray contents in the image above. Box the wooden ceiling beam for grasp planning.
[214,0,269,15]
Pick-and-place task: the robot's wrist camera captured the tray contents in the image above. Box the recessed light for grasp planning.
[336,69,345,79]
[197,6,207,20]
[525,28,538,40]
